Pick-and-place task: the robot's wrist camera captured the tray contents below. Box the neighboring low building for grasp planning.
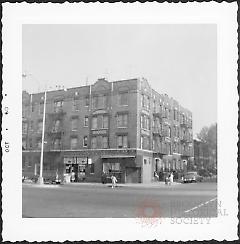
[22,77,193,183]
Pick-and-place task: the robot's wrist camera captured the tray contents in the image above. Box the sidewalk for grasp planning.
[23,181,182,188]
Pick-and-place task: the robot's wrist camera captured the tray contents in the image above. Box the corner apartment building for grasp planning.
[22,78,193,183]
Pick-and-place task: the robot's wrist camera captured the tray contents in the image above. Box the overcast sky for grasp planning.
[22,24,217,137]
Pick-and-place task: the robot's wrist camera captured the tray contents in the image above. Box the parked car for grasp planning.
[183,172,203,183]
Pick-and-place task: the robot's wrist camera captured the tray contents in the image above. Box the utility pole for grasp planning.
[38,90,47,184]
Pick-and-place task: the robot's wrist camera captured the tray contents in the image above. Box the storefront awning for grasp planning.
[101,155,135,159]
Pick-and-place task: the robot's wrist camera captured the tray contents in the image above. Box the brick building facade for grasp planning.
[22,78,193,183]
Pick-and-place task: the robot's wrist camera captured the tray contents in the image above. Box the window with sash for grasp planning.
[70,137,78,149]
[117,135,128,148]
[117,114,128,127]
[119,92,128,106]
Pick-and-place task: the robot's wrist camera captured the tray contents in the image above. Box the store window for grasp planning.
[103,163,120,173]
[70,137,78,149]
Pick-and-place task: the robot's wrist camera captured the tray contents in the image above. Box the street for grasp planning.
[22,182,217,218]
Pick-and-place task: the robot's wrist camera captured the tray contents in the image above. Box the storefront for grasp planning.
[101,155,137,183]
[63,156,92,183]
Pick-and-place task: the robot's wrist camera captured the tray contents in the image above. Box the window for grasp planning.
[22,106,29,118]
[103,163,120,173]
[102,115,109,128]
[31,103,35,112]
[117,135,128,148]
[141,94,150,109]
[72,99,80,111]
[22,139,27,150]
[85,96,89,106]
[92,95,108,109]
[140,115,150,130]
[117,114,128,127]
[54,100,63,113]
[91,137,97,149]
[102,95,108,108]
[70,137,78,149]
[141,94,144,107]
[84,116,89,127]
[102,136,108,149]
[92,96,97,109]
[39,102,44,114]
[83,136,88,147]
[146,96,150,110]
[22,122,28,133]
[37,121,43,132]
[141,136,150,150]
[119,92,128,106]
[71,118,78,131]
[29,121,34,130]
[153,100,156,112]
[140,136,144,149]
[29,138,33,148]
[167,143,171,155]
[92,117,97,129]
[53,120,61,132]
[53,138,61,150]
[37,139,42,149]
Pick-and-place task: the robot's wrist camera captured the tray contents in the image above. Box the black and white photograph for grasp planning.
[2,2,238,242]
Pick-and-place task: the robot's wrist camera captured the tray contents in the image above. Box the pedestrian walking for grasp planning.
[169,172,174,185]
[165,175,169,185]
[111,175,117,188]
[154,171,159,181]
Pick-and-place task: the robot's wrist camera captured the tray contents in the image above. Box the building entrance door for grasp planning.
[126,167,141,183]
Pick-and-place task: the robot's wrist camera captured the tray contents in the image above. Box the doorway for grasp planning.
[125,167,141,183]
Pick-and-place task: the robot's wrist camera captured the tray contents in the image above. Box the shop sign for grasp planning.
[64,157,75,164]
[76,157,88,165]
[92,129,107,135]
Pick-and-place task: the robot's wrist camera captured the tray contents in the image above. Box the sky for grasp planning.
[22,24,217,137]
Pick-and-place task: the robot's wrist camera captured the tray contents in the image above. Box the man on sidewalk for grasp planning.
[111,175,117,188]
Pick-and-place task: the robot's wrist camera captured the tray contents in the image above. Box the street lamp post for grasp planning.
[38,90,47,184]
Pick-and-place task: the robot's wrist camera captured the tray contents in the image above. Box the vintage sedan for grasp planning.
[183,172,203,183]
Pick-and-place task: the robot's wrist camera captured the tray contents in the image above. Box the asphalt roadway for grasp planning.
[22,182,217,218]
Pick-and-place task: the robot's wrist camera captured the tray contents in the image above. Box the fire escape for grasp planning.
[45,107,66,151]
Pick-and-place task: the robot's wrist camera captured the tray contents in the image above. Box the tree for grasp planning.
[197,123,217,148]
[197,123,217,174]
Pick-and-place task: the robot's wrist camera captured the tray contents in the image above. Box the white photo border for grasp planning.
[2,2,238,241]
